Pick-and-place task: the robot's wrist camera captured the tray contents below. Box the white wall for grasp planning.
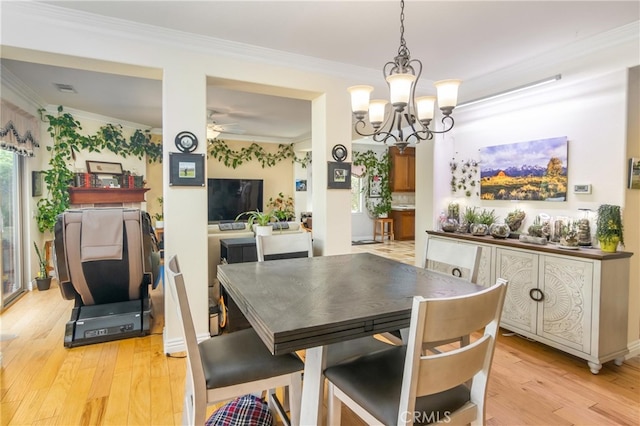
[434,70,628,229]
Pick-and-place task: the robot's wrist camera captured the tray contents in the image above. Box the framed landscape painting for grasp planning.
[629,158,640,189]
[480,136,568,201]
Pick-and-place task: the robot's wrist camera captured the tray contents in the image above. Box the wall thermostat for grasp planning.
[573,184,592,194]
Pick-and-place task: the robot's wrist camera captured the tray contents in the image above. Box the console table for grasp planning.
[426,230,633,374]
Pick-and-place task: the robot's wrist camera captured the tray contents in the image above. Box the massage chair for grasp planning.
[53,208,157,347]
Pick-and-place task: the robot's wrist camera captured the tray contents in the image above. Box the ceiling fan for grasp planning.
[207,110,246,138]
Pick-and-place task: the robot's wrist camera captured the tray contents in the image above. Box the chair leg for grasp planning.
[327,382,342,426]
[288,373,302,426]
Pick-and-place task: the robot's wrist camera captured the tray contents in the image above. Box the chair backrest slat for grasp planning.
[423,235,481,283]
[398,278,508,425]
[166,255,207,425]
[256,232,313,262]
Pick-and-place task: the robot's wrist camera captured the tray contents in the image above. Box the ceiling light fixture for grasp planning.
[456,74,562,109]
[348,0,461,153]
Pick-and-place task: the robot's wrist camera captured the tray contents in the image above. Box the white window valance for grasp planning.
[0,100,40,157]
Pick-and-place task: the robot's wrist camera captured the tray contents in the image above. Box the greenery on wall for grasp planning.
[353,150,392,217]
[35,106,162,233]
[208,139,311,169]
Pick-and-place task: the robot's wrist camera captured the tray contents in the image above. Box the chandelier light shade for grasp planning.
[348,0,462,153]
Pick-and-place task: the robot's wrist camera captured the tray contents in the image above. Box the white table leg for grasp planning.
[300,345,327,426]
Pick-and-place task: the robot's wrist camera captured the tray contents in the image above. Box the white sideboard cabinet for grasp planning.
[426,231,632,374]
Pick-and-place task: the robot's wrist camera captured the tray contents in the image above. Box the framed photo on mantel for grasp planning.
[86,160,124,175]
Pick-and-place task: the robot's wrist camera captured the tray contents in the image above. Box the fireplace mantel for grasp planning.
[68,187,150,205]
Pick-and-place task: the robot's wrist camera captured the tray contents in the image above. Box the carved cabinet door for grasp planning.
[496,248,539,334]
[538,255,593,353]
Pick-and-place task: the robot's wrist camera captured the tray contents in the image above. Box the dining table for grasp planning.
[217,252,485,425]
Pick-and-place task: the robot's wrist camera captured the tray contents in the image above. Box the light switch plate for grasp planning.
[573,184,591,194]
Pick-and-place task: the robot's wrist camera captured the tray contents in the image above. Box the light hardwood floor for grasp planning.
[1,240,638,425]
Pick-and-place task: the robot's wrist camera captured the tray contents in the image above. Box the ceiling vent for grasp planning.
[54,83,77,94]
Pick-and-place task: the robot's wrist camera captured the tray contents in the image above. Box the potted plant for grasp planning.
[266,192,295,222]
[458,206,478,233]
[596,204,624,252]
[236,209,277,236]
[33,241,51,291]
[153,196,164,229]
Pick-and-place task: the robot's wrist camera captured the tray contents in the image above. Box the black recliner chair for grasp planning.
[53,208,156,347]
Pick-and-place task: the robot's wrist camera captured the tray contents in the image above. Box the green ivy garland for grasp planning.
[208,139,311,169]
[35,106,162,233]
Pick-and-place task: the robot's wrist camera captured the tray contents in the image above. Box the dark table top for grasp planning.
[218,252,485,355]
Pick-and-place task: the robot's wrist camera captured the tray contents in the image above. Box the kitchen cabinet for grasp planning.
[391,209,415,240]
[389,146,415,192]
[426,230,631,374]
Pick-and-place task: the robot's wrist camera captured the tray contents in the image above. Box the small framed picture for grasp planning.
[86,160,124,175]
[369,175,382,197]
[629,157,640,189]
[170,152,205,186]
[296,179,307,191]
[32,170,43,197]
[327,161,351,189]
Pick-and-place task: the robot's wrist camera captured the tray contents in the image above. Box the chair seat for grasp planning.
[326,336,394,366]
[324,346,470,425]
[199,328,304,389]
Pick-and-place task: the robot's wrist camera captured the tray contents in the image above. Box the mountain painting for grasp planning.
[480,136,568,201]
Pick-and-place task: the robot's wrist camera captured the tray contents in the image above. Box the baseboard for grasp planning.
[162,328,211,355]
[627,339,640,359]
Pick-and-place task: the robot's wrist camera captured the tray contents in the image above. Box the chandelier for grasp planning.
[348,0,461,153]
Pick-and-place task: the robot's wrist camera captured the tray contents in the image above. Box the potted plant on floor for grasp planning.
[236,210,277,236]
[595,204,624,252]
[33,241,51,291]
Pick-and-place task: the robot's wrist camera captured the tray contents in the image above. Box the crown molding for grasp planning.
[5,2,380,84]
[0,64,47,110]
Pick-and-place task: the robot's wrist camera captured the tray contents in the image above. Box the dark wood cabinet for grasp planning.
[389,146,415,192]
[391,209,415,240]
[219,238,257,332]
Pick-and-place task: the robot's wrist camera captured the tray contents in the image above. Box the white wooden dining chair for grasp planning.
[381,235,483,347]
[324,278,508,426]
[256,232,313,261]
[165,255,303,426]
[423,235,481,283]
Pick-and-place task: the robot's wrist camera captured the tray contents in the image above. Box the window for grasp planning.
[351,175,364,213]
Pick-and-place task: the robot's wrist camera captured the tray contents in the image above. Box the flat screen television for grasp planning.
[207,178,264,222]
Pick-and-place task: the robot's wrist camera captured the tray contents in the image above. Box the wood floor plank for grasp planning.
[6,388,48,425]
[127,349,151,425]
[79,397,108,426]
[87,342,118,399]
[35,348,84,420]
[55,366,96,426]
[102,370,131,426]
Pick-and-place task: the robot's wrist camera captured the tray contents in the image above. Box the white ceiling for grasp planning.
[2,1,639,142]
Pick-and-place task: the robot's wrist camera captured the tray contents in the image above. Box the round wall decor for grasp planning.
[332,144,348,162]
[175,131,198,153]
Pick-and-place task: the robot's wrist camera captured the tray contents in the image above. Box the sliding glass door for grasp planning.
[0,149,24,308]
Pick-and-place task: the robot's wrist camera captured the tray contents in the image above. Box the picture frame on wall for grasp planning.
[169,152,205,186]
[327,161,351,189]
[629,157,640,189]
[296,179,307,191]
[32,170,43,197]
